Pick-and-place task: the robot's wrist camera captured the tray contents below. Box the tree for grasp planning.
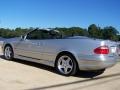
[102,26,119,41]
[88,24,101,38]
[69,27,88,36]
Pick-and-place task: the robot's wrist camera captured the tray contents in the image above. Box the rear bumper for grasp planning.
[77,55,117,70]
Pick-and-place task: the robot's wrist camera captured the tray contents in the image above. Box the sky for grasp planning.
[0,0,120,31]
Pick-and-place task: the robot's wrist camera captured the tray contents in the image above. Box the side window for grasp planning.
[26,30,51,40]
[26,30,42,40]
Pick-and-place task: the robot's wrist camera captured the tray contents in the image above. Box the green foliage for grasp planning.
[0,24,119,41]
[55,27,88,37]
[0,27,32,38]
[102,26,119,41]
[88,24,99,38]
[88,24,119,41]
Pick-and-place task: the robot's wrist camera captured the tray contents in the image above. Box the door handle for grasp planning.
[31,42,42,46]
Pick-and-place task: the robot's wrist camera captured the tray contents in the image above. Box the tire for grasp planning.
[55,53,77,76]
[4,45,14,60]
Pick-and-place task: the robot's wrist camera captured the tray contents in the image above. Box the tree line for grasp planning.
[0,24,120,41]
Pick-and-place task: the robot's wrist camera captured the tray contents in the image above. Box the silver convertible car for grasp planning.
[2,29,118,76]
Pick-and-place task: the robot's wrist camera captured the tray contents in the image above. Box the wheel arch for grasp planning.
[3,43,14,53]
[4,43,13,49]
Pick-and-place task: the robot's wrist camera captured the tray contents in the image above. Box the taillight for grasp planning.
[94,46,109,54]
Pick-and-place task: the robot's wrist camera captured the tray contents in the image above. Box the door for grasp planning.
[15,29,59,61]
[15,30,43,59]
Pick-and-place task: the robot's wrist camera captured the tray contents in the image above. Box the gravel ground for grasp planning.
[0,46,120,90]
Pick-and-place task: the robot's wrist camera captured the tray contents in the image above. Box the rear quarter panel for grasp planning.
[42,38,118,64]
